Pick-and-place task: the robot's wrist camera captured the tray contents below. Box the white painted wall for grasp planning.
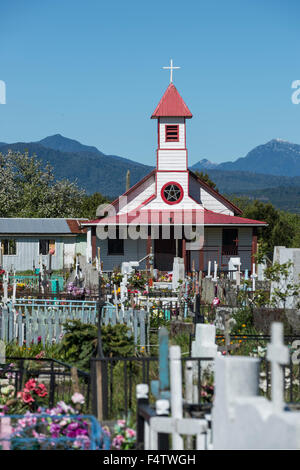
[188,174,234,215]
[157,149,187,171]
[118,174,156,214]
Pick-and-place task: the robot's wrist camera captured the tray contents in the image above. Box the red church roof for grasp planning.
[84,208,267,227]
[151,83,193,119]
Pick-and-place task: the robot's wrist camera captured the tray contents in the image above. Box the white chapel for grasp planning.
[83,72,266,274]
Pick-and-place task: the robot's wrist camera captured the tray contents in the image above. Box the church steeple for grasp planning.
[151,83,192,119]
[152,83,192,172]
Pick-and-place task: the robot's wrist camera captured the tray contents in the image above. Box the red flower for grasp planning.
[35,383,48,398]
[21,391,35,404]
[24,378,37,391]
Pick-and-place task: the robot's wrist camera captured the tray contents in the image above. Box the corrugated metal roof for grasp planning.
[0,218,84,234]
[151,83,192,119]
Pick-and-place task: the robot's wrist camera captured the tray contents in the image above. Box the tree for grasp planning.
[194,171,218,191]
[241,200,295,254]
[80,192,111,220]
[0,150,86,217]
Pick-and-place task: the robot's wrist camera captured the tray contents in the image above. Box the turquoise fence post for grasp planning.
[151,327,170,400]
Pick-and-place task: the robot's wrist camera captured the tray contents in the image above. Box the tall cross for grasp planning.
[267,322,289,412]
[163,59,180,83]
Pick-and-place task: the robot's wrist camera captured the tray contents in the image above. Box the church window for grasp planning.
[108,228,124,255]
[222,229,238,255]
[161,181,184,205]
[165,125,179,142]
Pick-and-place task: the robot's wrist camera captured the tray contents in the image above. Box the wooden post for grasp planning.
[182,239,186,272]
[92,227,97,260]
[126,169,130,192]
[199,248,204,272]
[251,229,258,268]
[146,234,152,272]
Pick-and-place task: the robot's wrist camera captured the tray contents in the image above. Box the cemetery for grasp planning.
[0,77,300,452]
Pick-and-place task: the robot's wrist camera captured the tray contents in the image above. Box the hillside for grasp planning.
[0,136,153,197]
[0,135,300,212]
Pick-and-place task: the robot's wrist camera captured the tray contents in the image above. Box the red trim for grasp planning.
[251,230,258,268]
[199,249,204,272]
[158,119,160,149]
[161,181,184,205]
[91,227,96,259]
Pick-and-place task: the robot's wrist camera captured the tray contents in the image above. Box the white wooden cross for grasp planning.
[147,346,209,450]
[250,263,258,291]
[266,322,289,412]
[163,59,180,83]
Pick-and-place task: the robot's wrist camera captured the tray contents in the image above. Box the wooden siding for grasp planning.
[97,237,148,271]
[118,174,156,214]
[189,227,252,272]
[157,149,187,171]
[188,173,234,215]
[1,236,84,272]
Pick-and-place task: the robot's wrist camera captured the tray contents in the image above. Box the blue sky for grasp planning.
[0,0,300,166]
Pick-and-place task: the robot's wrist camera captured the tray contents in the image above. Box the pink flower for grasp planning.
[24,378,36,391]
[21,391,35,404]
[71,393,85,405]
[125,428,136,438]
[35,383,48,398]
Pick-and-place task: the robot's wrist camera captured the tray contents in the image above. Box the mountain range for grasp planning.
[192,139,300,176]
[0,135,300,212]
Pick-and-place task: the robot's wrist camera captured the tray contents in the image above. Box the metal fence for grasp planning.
[0,357,91,413]
[90,355,214,421]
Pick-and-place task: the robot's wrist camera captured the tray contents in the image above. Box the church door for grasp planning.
[154,237,182,271]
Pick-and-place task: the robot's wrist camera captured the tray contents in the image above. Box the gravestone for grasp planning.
[271,246,300,309]
[228,257,241,281]
[172,257,185,291]
[212,322,300,449]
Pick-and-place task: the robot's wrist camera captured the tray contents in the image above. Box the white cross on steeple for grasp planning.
[163,59,180,83]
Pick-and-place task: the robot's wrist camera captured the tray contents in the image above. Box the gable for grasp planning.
[188,171,241,215]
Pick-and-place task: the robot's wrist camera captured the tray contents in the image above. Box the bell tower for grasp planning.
[151,79,192,206]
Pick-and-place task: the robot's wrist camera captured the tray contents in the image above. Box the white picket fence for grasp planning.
[0,302,148,347]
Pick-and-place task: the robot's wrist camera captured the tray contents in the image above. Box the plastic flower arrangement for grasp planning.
[111,420,136,450]
[1,394,111,450]
[200,383,214,403]
[111,271,122,286]
[128,272,147,291]
[16,378,48,411]
[67,282,90,297]
[157,272,172,282]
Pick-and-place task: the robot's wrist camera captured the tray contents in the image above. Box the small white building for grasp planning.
[83,81,267,273]
[0,218,87,272]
